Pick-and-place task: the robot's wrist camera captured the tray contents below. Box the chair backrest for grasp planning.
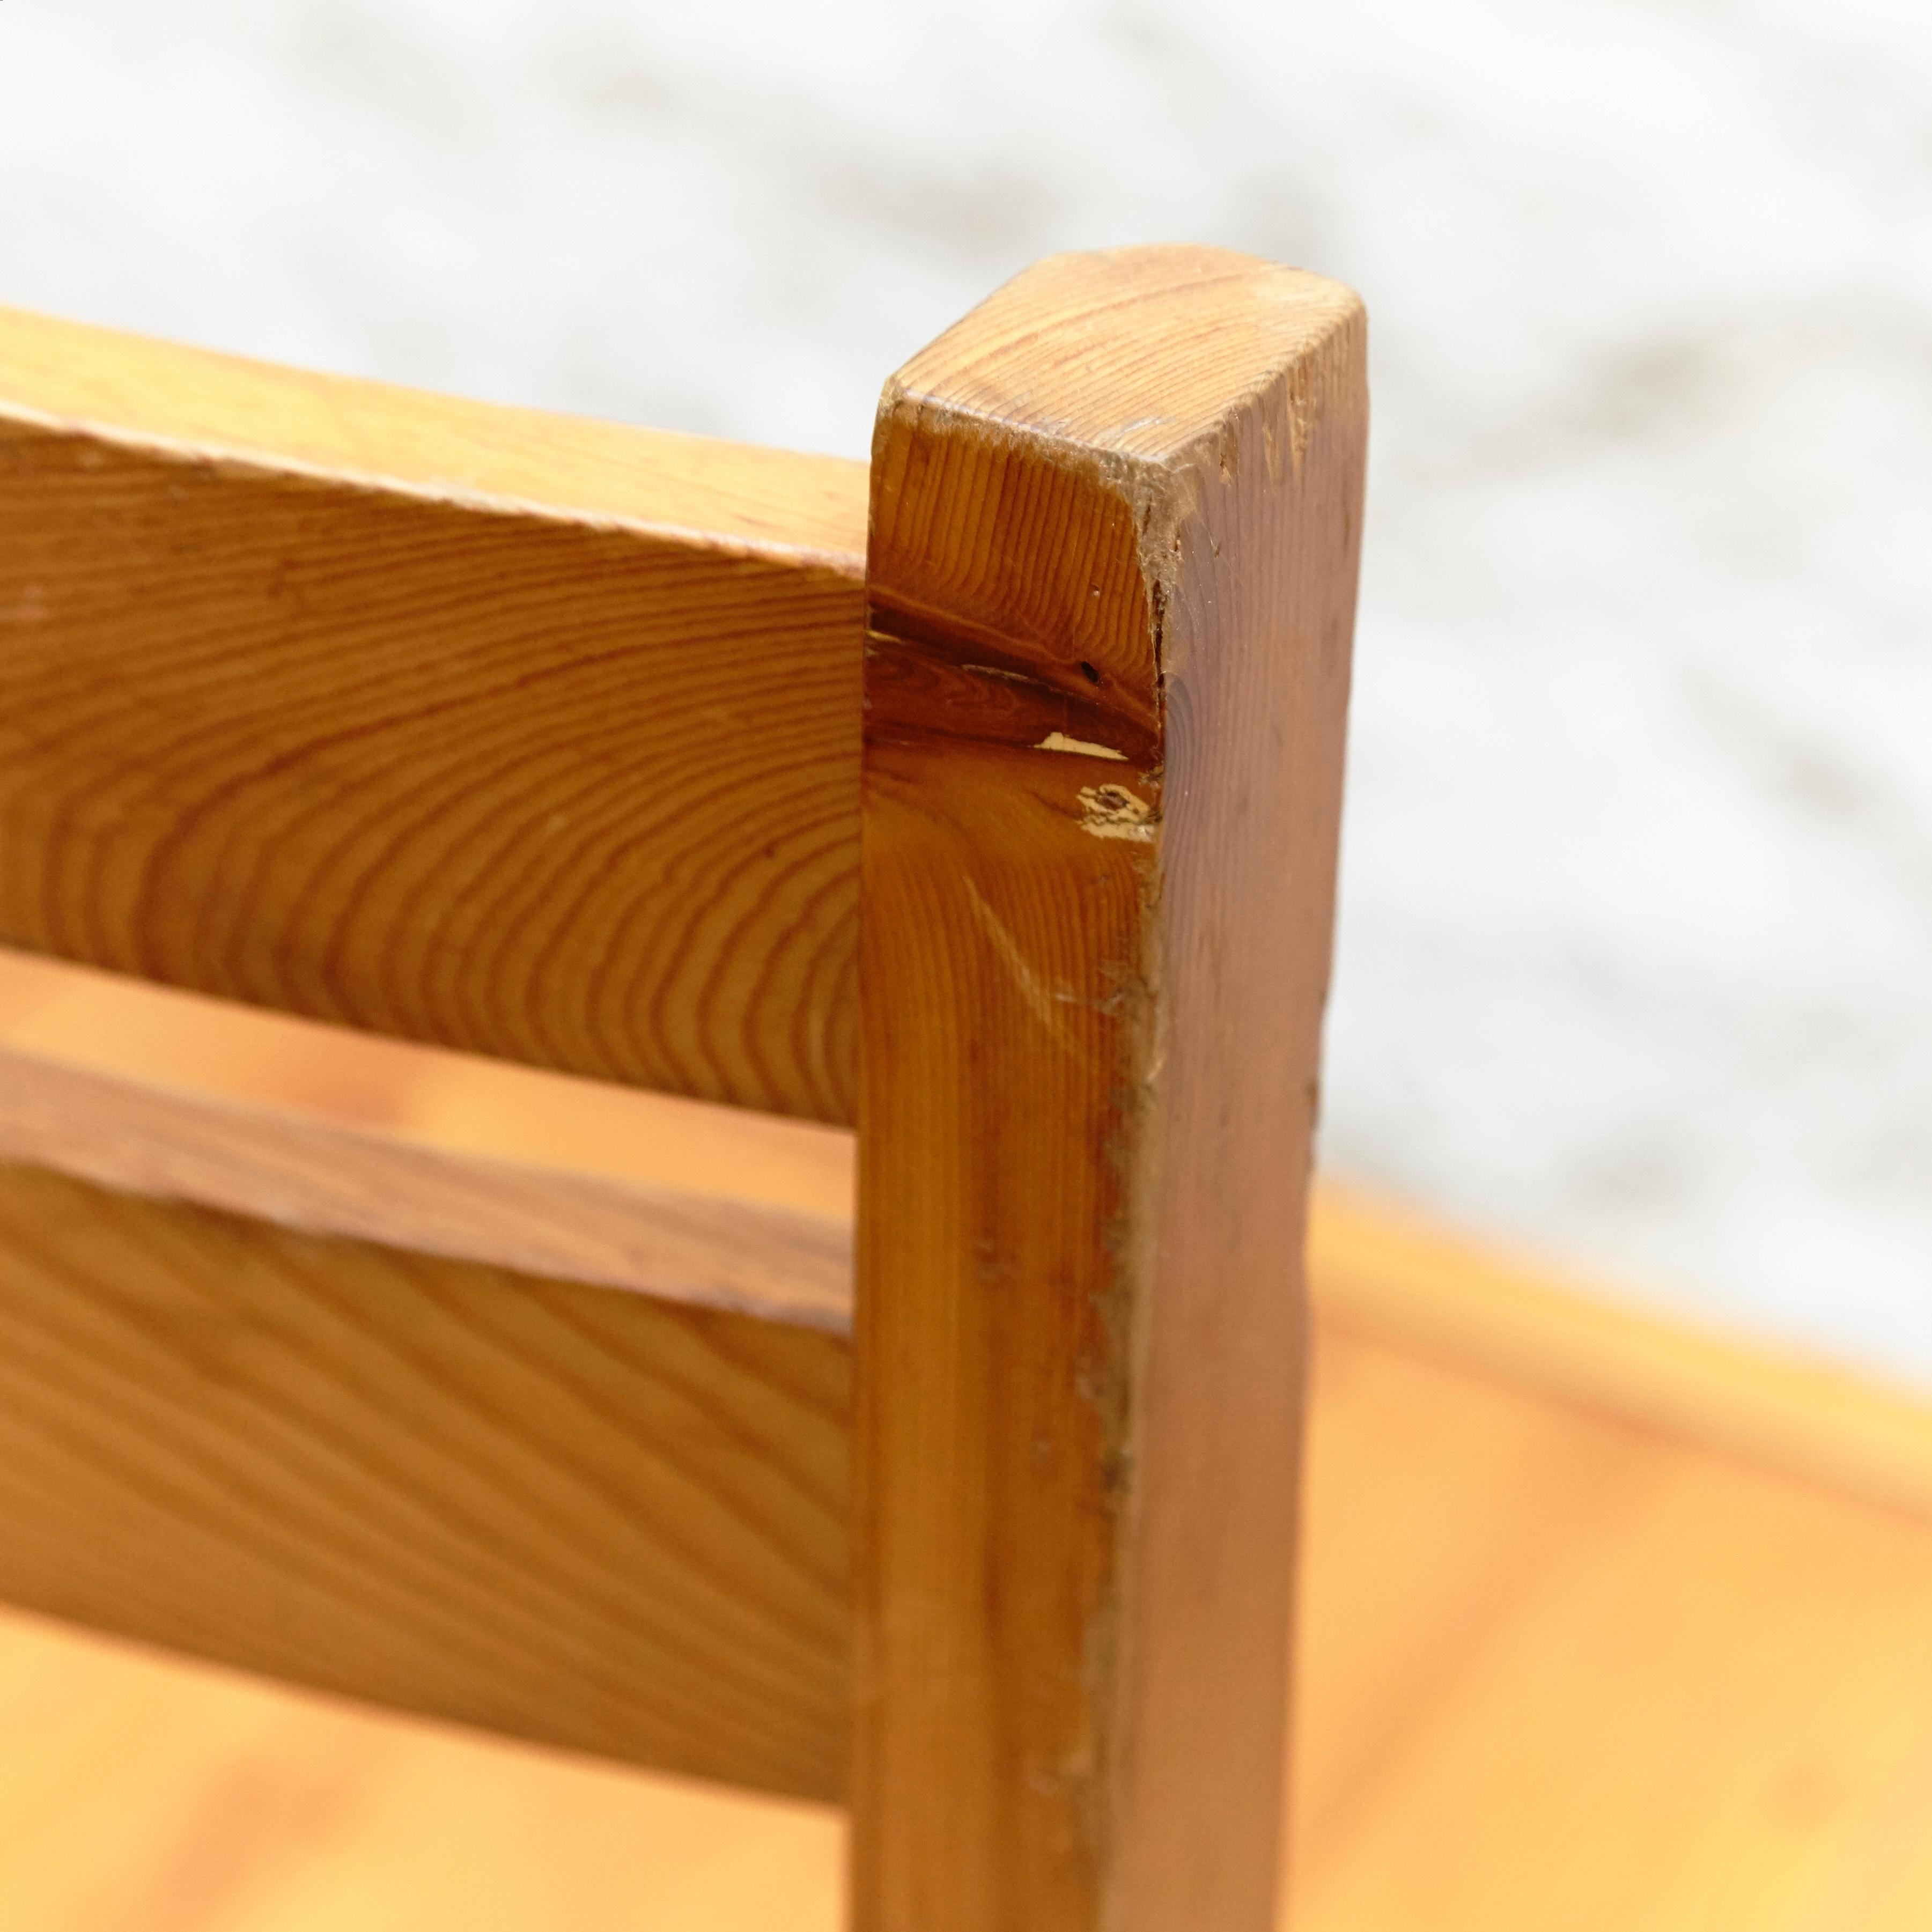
[0,246,1366,1932]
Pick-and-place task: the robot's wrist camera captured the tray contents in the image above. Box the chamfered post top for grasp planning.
[865,244,1365,762]
[879,244,1362,469]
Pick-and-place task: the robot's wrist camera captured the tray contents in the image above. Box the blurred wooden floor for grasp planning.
[4,1190,1932,1930]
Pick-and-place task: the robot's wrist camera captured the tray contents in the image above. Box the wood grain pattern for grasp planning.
[0,1161,851,1802]
[0,304,868,1122]
[853,247,1365,1932]
[0,946,854,1327]
[9,1193,1932,1930]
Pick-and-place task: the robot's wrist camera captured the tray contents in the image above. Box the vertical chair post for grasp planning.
[853,248,1367,1932]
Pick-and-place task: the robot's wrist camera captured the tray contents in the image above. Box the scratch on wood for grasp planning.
[964,879,1079,1054]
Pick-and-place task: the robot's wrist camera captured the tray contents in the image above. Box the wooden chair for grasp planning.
[0,245,1362,1932]
[9,245,1932,1932]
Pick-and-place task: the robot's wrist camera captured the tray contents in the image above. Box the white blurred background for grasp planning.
[1,1,1926,1381]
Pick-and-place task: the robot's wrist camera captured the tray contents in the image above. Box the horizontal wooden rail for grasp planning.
[0,306,869,1123]
[0,1162,852,1801]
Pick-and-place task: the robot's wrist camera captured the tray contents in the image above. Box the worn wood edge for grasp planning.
[0,301,868,570]
[884,246,1365,464]
[0,948,852,1331]
[854,245,1369,1932]
[1308,1181,1932,1525]
[869,247,1365,765]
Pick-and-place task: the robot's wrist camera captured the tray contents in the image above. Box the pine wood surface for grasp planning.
[0,304,868,1123]
[0,1159,851,1804]
[4,1197,1932,1931]
[855,245,1363,1932]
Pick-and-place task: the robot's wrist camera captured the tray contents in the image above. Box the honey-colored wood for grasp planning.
[0,1160,851,1802]
[0,947,854,1326]
[0,305,868,1121]
[1309,1183,1932,1522]
[0,1605,846,1932]
[853,247,1366,1932]
[8,1193,1932,1931]
[1288,1307,1932,1931]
